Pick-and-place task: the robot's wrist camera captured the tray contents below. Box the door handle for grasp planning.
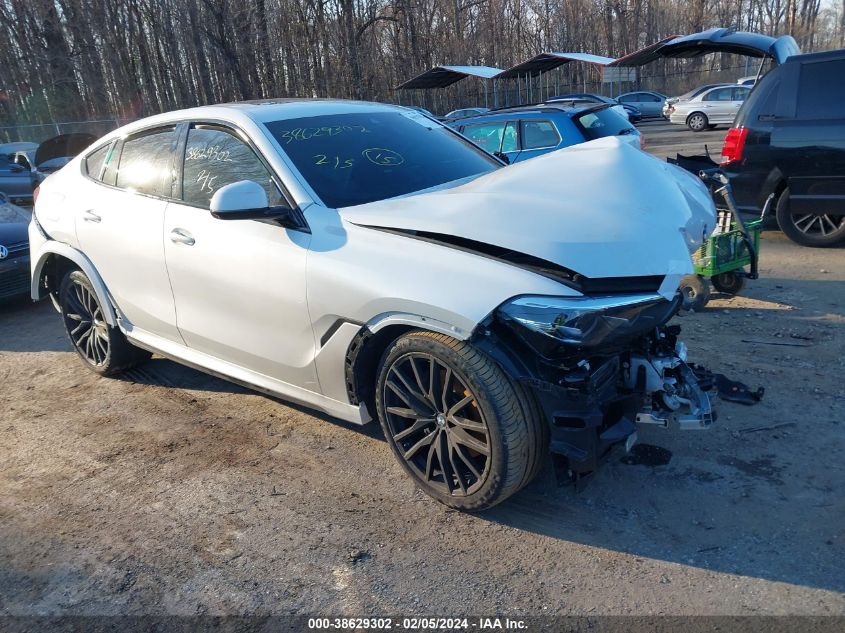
[170,228,195,246]
[83,210,101,223]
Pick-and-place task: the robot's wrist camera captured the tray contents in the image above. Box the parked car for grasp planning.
[669,85,751,131]
[721,48,845,247]
[448,102,642,163]
[443,107,489,120]
[662,83,732,118]
[620,103,643,123]
[30,100,716,510]
[0,192,31,300]
[548,94,629,120]
[0,154,33,201]
[736,75,757,86]
[1,134,96,200]
[617,91,667,117]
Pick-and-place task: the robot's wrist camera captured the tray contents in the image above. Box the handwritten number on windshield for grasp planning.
[314,154,354,169]
[279,125,371,144]
[362,148,404,166]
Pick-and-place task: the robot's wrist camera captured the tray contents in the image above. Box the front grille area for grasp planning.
[0,258,31,299]
[2,240,29,255]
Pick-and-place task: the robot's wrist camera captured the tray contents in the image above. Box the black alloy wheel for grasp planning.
[381,351,491,497]
[776,189,845,247]
[376,331,547,511]
[62,272,110,367]
[59,270,151,375]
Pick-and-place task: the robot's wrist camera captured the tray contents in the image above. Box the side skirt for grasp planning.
[123,324,368,425]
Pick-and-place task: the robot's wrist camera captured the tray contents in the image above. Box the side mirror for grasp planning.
[210,180,294,222]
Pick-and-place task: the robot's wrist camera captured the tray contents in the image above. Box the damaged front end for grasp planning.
[472,291,713,478]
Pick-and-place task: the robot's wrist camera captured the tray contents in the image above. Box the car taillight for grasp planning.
[721,127,748,166]
[32,185,40,205]
[639,134,646,150]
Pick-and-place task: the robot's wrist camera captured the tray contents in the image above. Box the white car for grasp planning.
[669,85,752,131]
[29,100,716,510]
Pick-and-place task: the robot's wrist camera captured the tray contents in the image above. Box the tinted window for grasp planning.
[573,107,635,141]
[115,128,177,196]
[618,94,636,103]
[182,126,284,208]
[84,144,110,180]
[264,111,499,208]
[797,59,845,119]
[463,122,507,153]
[521,120,561,149]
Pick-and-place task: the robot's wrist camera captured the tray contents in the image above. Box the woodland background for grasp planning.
[0,0,843,130]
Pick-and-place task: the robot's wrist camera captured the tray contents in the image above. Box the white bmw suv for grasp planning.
[30,99,716,510]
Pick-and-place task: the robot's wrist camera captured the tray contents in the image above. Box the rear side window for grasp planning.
[181,126,284,209]
[520,120,561,149]
[84,144,110,180]
[573,108,634,141]
[115,127,177,196]
[797,59,845,119]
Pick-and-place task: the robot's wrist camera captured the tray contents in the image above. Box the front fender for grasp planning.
[29,234,118,327]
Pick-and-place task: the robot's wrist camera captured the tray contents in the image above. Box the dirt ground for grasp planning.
[0,120,843,620]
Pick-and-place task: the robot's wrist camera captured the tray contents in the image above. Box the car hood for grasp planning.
[340,136,716,279]
[35,133,96,168]
[0,202,31,245]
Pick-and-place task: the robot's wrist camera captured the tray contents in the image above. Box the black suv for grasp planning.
[721,48,845,247]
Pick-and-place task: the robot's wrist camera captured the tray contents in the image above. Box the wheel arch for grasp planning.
[31,243,118,326]
[686,111,708,126]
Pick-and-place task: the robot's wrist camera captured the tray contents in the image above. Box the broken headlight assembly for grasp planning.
[498,293,681,355]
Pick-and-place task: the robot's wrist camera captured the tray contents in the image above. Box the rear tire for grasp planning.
[679,274,711,311]
[687,112,709,132]
[376,331,546,511]
[776,188,845,247]
[59,270,151,376]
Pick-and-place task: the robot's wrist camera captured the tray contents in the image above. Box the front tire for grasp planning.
[776,188,845,247]
[376,331,545,511]
[687,112,709,132]
[59,270,151,375]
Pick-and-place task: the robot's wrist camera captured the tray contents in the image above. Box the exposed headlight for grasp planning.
[498,294,680,353]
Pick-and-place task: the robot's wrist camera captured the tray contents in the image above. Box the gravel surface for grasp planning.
[0,121,843,618]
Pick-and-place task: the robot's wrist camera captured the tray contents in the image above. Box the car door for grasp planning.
[0,155,32,198]
[701,87,735,123]
[638,92,664,117]
[163,122,319,391]
[75,127,182,342]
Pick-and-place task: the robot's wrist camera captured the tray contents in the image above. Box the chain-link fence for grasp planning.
[0,118,133,144]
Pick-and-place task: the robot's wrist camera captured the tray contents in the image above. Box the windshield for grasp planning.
[573,107,636,141]
[264,111,500,208]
